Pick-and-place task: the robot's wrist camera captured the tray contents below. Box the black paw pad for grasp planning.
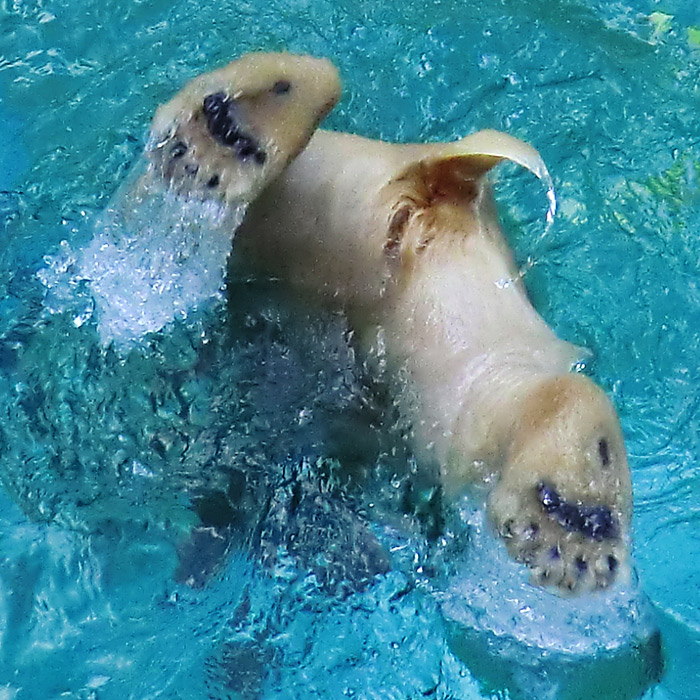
[202,92,267,164]
[536,482,619,541]
[272,79,291,94]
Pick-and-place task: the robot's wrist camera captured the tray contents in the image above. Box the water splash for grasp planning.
[439,502,662,699]
[38,161,244,348]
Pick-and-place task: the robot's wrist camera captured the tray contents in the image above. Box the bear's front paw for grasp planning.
[487,479,629,594]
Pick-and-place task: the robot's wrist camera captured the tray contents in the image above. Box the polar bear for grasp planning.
[232,129,633,594]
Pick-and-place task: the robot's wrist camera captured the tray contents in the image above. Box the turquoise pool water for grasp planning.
[1,0,700,698]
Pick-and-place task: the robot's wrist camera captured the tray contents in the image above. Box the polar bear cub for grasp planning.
[234,128,632,594]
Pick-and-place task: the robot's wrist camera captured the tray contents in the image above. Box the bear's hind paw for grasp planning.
[489,483,629,595]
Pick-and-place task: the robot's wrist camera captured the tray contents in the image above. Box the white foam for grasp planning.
[38,163,244,348]
[440,501,658,656]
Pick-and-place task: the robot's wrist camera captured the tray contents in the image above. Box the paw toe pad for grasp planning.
[536,482,619,541]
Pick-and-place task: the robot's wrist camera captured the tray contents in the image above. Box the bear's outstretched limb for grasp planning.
[146,52,341,204]
[73,52,341,347]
